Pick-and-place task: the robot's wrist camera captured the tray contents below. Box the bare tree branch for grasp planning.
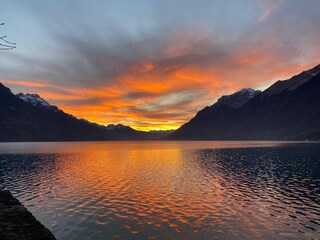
[0,47,15,50]
[0,36,16,45]
[0,42,16,48]
[0,21,16,50]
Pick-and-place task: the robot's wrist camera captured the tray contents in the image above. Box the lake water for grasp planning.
[0,141,319,240]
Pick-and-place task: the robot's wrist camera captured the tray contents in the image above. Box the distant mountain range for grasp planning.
[1,64,319,141]
[0,85,172,141]
[168,64,320,140]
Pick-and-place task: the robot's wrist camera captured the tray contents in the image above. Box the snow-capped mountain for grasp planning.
[216,88,261,109]
[16,93,60,112]
[16,93,51,107]
[105,123,130,130]
[195,88,261,118]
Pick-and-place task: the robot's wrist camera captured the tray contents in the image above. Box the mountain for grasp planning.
[216,88,261,109]
[147,129,175,139]
[195,88,260,119]
[16,93,51,107]
[106,123,129,130]
[105,124,173,140]
[168,64,320,140]
[0,83,112,141]
[0,84,170,141]
[167,88,261,140]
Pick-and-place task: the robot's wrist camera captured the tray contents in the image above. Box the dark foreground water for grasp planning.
[0,141,319,240]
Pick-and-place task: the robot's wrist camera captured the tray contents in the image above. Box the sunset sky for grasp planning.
[0,0,319,130]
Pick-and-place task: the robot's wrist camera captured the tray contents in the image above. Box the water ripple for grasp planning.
[0,141,319,239]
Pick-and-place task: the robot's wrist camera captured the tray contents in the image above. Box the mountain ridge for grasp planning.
[0,84,172,141]
[167,64,320,140]
[1,64,320,141]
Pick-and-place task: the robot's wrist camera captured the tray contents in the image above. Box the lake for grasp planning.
[0,141,319,240]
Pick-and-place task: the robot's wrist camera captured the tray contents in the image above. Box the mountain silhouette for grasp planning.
[0,84,171,141]
[167,64,320,140]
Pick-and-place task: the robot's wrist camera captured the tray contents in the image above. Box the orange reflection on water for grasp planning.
[1,141,318,239]
[48,143,224,233]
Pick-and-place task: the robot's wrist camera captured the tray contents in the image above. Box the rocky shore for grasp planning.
[0,190,56,240]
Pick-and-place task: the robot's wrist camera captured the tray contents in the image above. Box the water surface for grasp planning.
[0,141,319,240]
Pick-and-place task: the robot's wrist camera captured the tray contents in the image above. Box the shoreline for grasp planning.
[0,190,56,240]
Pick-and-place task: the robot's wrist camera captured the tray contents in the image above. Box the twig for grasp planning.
[0,22,16,50]
[0,36,16,45]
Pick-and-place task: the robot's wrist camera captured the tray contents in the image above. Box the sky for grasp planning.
[0,0,319,130]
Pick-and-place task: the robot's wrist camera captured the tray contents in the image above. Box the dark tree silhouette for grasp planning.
[0,22,16,50]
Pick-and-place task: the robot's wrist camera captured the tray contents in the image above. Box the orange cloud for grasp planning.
[6,58,318,131]
[1,79,50,88]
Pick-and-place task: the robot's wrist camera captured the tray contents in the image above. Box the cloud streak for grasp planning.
[258,0,284,22]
